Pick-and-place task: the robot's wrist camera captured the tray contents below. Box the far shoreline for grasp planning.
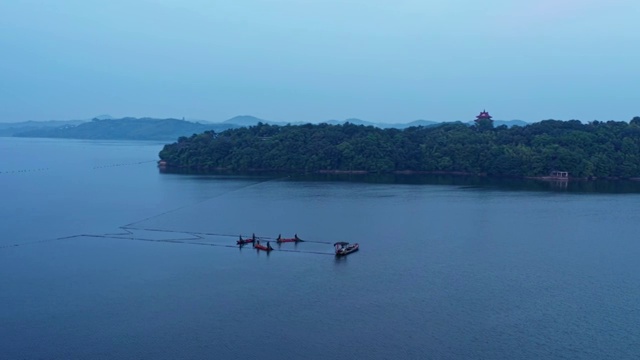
[157,161,640,182]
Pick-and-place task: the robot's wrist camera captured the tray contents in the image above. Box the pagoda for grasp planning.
[474,109,494,130]
[475,110,492,121]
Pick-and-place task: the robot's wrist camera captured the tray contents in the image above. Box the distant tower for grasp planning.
[474,109,494,130]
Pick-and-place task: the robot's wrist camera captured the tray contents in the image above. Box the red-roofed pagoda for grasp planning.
[476,110,492,121]
[474,109,494,130]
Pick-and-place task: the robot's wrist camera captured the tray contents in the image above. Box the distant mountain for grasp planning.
[324,118,368,126]
[3,114,532,140]
[185,118,212,124]
[223,115,271,126]
[342,118,377,126]
[219,115,463,129]
[376,120,442,129]
[322,118,440,128]
[0,114,114,136]
[493,120,529,127]
[14,117,239,141]
[0,119,86,129]
[221,115,313,127]
[322,118,528,129]
[0,120,87,136]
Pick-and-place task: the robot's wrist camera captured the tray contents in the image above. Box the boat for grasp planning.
[334,242,359,256]
[276,233,303,243]
[253,241,274,252]
[237,234,256,246]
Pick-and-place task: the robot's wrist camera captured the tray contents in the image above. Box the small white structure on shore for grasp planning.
[549,170,569,179]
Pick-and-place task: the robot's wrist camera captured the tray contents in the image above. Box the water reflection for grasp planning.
[159,168,640,194]
[333,255,347,265]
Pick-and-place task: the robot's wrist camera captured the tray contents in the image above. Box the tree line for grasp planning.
[158,117,640,179]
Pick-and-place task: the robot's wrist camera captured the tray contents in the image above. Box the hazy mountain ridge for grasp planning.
[13,117,239,141]
[4,115,530,140]
[0,120,87,136]
[216,116,529,129]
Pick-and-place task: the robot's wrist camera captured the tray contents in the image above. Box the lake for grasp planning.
[1,137,639,359]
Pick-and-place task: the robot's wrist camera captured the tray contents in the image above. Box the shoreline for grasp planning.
[157,161,639,181]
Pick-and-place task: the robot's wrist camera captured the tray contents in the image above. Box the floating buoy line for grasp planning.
[0,160,157,176]
[0,167,50,175]
[0,234,83,250]
[92,160,157,169]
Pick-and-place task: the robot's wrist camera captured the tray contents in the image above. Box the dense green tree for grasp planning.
[159,120,640,179]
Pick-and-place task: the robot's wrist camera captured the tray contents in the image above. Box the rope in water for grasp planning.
[0,234,83,250]
[2,223,335,255]
[123,176,282,228]
[1,172,336,254]
[81,234,334,255]
[123,226,334,244]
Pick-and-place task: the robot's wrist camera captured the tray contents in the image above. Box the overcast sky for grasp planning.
[1,0,638,123]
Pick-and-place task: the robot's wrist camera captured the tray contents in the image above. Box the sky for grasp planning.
[0,0,638,123]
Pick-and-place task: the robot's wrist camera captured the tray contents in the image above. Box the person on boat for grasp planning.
[266,241,271,250]
[294,234,299,241]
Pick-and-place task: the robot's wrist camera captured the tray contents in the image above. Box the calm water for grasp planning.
[1,137,639,360]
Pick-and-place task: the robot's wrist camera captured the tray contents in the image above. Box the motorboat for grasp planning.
[334,242,359,256]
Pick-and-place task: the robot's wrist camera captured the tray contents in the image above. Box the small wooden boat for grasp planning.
[334,242,359,256]
[254,241,274,252]
[276,233,303,243]
[237,234,256,246]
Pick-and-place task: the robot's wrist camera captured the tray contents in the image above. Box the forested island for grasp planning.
[158,117,640,179]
